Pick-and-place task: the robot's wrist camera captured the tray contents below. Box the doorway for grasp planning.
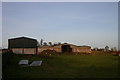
[61,45,72,52]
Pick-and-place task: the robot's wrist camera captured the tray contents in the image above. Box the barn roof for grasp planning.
[49,43,91,47]
[8,36,37,41]
[8,36,37,48]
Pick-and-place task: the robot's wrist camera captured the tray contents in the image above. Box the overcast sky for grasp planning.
[2,2,118,49]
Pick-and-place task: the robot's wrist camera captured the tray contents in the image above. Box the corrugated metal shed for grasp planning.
[8,37,37,48]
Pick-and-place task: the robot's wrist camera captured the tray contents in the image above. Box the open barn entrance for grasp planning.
[61,45,72,52]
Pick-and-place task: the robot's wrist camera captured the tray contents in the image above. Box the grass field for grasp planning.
[2,52,119,78]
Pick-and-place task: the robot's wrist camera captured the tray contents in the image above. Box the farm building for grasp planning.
[38,43,91,54]
[8,37,91,54]
[8,37,37,54]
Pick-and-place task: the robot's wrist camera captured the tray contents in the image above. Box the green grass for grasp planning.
[2,53,119,78]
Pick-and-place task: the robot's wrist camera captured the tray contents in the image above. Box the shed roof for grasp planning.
[8,36,37,48]
[9,36,37,41]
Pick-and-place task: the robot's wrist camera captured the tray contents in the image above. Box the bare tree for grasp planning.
[40,39,43,46]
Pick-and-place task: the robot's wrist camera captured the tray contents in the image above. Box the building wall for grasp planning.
[12,48,23,54]
[11,48,36,54]
[76,47,91,53]
[12,46,91,54]
[38,45,91,53]
[53,45,61,52]
[24,48,37,54]
[38,46,54,52]
[70,45,91,53]
[38,45,61,53]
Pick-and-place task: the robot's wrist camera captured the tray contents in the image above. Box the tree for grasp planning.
[111,48,114,52]
[113,47,117,51]
[37,41,40,47]
[43,42,47,46]
[93,47,98,51]
[53,42,58,46]
[48,42,52,46]
[111,47,117,52]
[105,46,109,51]
[40,39,43,46]
[58,42,61,45]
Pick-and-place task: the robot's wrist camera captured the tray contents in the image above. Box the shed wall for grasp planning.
[12,48,36,54]
[38,45,91,53]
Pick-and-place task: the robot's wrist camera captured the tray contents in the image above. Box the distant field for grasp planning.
[2,52,119,78]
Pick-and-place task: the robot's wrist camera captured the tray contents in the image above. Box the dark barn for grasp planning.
[8,37,37,54]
